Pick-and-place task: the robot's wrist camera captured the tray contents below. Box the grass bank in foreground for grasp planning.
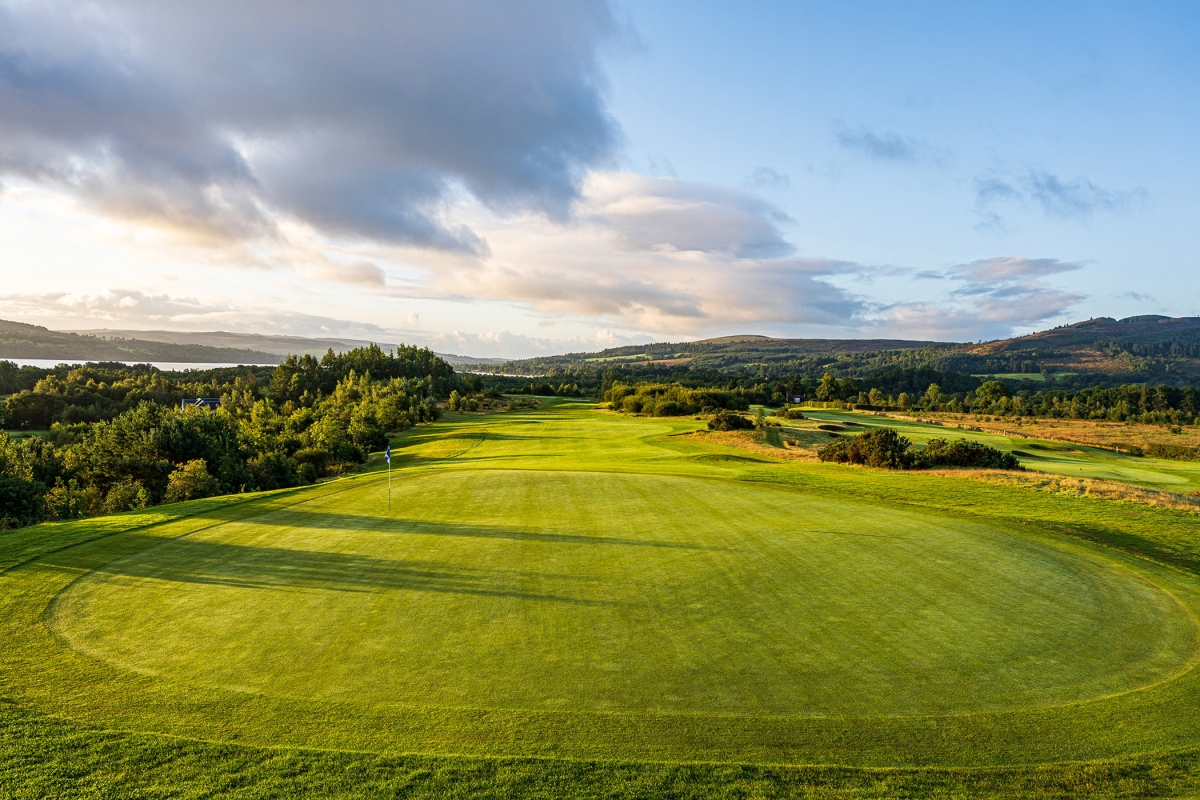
[5,400,1200,796]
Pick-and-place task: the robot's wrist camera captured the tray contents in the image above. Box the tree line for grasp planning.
[0,346,460,530]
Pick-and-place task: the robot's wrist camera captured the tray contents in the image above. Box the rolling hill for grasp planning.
[71,327,505,366]
[487,315,1200,385]
[0,319,280,365]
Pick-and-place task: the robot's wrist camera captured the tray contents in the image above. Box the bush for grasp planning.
[919,438,1022,470]
[0,476,47,528]
[248,451,300,491]
[293,447,334,477]
[164,459,220,504]
[818,427,916,469]
[103,479,149,513]
[708,410,754,431]
[1146,443,1199,461]
[774,407,805,420]
[819,428,1023,471]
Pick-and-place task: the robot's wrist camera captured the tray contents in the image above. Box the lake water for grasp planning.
[3,358,278,371]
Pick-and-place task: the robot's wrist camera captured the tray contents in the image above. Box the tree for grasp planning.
[975,380,1011,407]
[164,459,220,504]
[897,392,912,411]
[923,383,943,410]
[815,373,838,402]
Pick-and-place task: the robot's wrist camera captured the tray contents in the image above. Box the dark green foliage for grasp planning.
[0,476,46,528]
[818,429,1021,471]
[269,344,456,406]
[774,407,805,420]
[921,438,1023,470]
[0,346,458,529]
[1146,443,1200,461]
[606,382,753,416]
[707,410,753,431]
[818,428,917,468]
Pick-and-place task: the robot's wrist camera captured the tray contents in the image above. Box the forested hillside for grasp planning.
[0,319,280,364]
[484,316,1200,387]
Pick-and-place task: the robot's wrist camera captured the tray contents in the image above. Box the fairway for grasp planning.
[6,402,1200,770]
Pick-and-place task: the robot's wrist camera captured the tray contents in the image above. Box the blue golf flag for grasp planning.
[385,445,391,464]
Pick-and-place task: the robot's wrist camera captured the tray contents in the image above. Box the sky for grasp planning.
[0,1,1196,358]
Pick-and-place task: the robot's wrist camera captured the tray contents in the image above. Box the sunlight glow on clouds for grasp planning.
[0,0,1148,356]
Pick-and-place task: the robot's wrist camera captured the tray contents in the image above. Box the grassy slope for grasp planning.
[6,401,1200,795]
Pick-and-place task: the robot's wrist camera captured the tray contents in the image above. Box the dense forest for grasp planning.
[0,346,475,529]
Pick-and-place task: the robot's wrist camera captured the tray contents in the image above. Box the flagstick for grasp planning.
[387,457,392,510]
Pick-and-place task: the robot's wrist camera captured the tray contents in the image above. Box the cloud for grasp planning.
[834,124,948,166]
[1024,170,1143,219]
[974,169,1145,223]
[0,1,623,252]
[298,260,387,287]
[584,173,794,258]
[952,256,1083,284]
[863,255,1086,341]
[426,328,653,360]
[403,171,865,335]
[745,166,790,190]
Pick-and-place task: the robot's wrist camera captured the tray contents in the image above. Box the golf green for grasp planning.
[5,401,1200,768]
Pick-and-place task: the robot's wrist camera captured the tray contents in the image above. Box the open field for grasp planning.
[6,401,1200,796]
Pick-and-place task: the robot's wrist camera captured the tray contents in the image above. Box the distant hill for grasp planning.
[485,315,1200,386]
[0,319,280,365]
[940,316,1200,381]
[72,328,506,367]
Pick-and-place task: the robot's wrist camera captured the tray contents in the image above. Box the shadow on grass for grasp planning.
[256,509,720,551]
[48,534,617,605]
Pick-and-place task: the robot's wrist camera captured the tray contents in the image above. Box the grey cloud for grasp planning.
[835,124,926,164]
[0,1,623,252]
[975,169,1144,224]
[1024,170,1143,219]
[588,175,794,259]
[746,166,790,190]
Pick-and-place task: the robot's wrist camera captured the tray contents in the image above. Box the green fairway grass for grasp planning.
[7,401,1200,796]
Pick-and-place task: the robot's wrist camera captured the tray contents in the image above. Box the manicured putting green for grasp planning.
[6,402,1200,767]
[51,469,1194,718]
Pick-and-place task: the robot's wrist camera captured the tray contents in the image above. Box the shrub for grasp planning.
[1146,443,1199,461]
[774,407,805,420]
[818,427,917,469]
[0,476,47,528]
[919,438,1022,470]
[103,479,149,513]
[164,459,220,504]
[708,410,754,431]
[293,447,334,477]
[248,451,300,491]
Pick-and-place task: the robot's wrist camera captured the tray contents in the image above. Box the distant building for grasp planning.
[788,395,806,404]
[181,397,222,411]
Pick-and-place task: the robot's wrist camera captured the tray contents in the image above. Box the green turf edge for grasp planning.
[5,702,1200,799]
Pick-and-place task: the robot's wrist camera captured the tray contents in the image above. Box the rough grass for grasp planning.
[7,401,1200,795]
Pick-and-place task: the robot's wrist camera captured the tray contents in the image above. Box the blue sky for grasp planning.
[0,1,1196,357]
